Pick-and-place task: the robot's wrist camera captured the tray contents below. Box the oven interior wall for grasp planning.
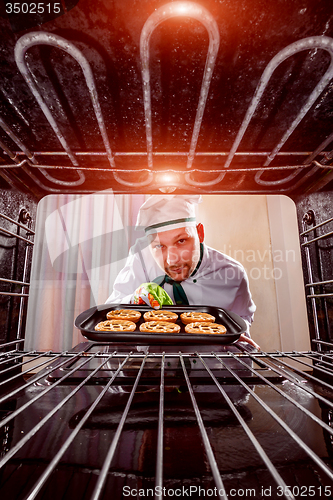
[0,187,37,344]
[293,190,333,346]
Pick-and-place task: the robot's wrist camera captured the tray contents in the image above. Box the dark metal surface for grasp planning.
[75,304,246,344]
[0,191,36,344]
[294,193,333,345]
[0,1,333,195]
[0,342,333,498]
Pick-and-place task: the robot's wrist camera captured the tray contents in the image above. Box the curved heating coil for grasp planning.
[186,35,333,187]
[15,32,114,187]
[139,1,220,187]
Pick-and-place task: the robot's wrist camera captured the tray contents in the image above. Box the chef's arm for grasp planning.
[234,275,260,349]
[238,333,261,350]
[106,289,133,304]
[105,252,146,304]
[231,274,256,331]
[239,318,251,337]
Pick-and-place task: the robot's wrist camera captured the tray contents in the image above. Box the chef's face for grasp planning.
[149,224,204,281]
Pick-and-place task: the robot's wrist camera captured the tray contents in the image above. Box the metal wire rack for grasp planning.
[0,340,333,499]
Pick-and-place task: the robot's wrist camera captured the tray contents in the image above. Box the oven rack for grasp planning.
[0,341,333,499]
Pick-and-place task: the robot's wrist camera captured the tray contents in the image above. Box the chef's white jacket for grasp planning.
[106,239,256,334]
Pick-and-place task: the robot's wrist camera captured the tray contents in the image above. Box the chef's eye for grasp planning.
[177,238,187,244]
[154,244,164,250]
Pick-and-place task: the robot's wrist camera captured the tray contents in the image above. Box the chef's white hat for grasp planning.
[136,195,202,235]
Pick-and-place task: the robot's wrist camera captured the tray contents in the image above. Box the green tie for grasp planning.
[164,275,189,305]
[152,274,189,305]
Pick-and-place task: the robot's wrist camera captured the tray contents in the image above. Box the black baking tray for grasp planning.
[74,304,247,345]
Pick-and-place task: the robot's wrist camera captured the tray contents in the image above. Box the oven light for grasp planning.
[174,2,202,16]
[157,172,179,192]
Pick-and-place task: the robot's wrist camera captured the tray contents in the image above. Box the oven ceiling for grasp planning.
[0,0,333,197]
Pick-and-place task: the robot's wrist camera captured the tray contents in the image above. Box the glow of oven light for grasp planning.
[157,172,179,193]
[176,3,193,14]
[174,3,202,16]
[161,173,176,183]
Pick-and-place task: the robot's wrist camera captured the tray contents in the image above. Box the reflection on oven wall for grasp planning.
[24,193,310,353]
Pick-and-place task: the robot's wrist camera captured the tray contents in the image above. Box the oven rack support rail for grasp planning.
[0,342,333,499]
[0,2,333,192]
[301,212,333,348]
[0,211,34,342]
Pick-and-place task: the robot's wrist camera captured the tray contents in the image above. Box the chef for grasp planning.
[106,194,257,344]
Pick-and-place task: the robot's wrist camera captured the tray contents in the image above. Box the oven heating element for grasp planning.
[0,1,333,193]
[0,342,333,499]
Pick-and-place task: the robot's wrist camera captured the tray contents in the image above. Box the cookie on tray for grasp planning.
[95,319,136,331]
[184,322,226,334]
[139,321,181,333]
[106,309,141,323]
[180,311,215,325]
[143,310,178,323]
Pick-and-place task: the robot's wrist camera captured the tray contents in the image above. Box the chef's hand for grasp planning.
[238,334,261,351]
[133,282,173,309]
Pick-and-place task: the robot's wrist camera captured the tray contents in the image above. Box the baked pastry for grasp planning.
[143,310,178,323]
[95,319,136,331]
[139,321,181,333]
[184,322,227,334]
[180,311,215,325]
[106,309,141,323]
